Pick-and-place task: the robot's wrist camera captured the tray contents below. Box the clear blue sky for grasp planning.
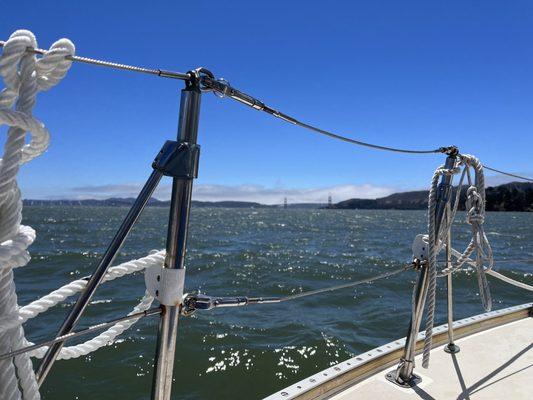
[2,1,532,203]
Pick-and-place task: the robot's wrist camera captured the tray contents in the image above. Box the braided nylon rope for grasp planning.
[449,248,533,291]
[0,30,75,400]
[421,164,451,369]
[0,250,164,334]
[26,291,154,360]
[421,154,493,369]
[19,250,162,360]
[0,31,166,383]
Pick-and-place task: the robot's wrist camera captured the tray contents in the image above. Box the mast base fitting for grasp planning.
[152,140,200,179]
[444,343,461,354]
[385,371,422,388]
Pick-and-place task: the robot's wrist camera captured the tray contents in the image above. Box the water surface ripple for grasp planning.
[16,207,532,399]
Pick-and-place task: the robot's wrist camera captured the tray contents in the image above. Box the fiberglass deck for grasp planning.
[266,303,532,400]
[330,317,532,400]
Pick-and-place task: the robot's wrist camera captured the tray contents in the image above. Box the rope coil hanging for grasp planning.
[419,153,494,369]
[0,29,75,400]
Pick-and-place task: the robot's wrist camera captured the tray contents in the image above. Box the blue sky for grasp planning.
[1,1,532,203]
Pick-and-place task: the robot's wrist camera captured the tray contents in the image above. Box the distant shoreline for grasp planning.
[22,198,322,209]
[23,181,533,212]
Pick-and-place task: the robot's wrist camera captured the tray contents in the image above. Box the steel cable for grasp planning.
[2,39,532,180]
[277,266,408,302]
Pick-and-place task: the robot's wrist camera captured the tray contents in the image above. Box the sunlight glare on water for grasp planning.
[16,207,532,399]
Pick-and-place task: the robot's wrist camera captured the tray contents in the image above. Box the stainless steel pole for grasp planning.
[36,169,163,384]
[388,153,457,386]
[151,81,201,400]
[444,205,460,354]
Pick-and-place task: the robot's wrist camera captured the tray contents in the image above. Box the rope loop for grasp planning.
[0,30,75,400]
[418,152,494,370]
[466,186,484,225]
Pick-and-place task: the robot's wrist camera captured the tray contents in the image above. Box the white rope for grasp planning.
[0,30,74,400]
[437,155,493,307]
[486,269,533,291]
[9,251,164,360]
[421,162,459,369]
[0,250,165,334]
[449,248,533,292]
[26,291,154,360]
[421,154,493,369]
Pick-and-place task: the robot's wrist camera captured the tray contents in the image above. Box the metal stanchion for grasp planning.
[387,152,458,387]
[36,71,203,391]
[444,204,460,354]
[150,75,202,400]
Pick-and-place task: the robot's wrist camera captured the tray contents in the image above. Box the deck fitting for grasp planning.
[385,371,422,388]
[444,343,461,354]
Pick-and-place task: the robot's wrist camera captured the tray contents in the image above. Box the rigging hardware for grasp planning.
[200,75,449,155]
[1,38,530,180]
[388,152,459,388]
[181,267,408,315]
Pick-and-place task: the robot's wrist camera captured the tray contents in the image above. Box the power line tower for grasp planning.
[283,197,288,209]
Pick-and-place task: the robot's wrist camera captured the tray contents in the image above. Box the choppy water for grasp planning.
[15,207,532,399]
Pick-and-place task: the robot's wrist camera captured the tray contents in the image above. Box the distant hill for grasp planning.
[22,182,533,211]
[23,198,268,208]
[330,182,533,212]
[23,196,326,209]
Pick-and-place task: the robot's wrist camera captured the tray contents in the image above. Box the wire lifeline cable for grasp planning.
[2,40,531,178]
[183,266,409,314]
[0,40,190,80]
[277,266,407,302]
[200,75,533,180]
[200,75,450,155]
[482,165,533,183]
[288,119,444,154]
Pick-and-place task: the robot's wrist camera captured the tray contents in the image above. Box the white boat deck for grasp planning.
[331,317,532,400]
[266,304,532,400]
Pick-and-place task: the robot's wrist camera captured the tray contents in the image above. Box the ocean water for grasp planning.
[14,207,532,399]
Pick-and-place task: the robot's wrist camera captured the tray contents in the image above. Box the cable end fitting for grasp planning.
[439,145,459,156]
[186,67,215,89]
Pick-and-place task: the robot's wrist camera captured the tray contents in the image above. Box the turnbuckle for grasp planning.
[182,294,249,316]
[181,293,281,316]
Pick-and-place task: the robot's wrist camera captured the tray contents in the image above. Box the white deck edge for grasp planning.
[264,302,533,400]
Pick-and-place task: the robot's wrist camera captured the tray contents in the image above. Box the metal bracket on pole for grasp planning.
[153,141,200,179]
[145,266,186,306]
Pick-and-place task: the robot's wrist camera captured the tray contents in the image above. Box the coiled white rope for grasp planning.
[0,30,75,400]
[421,154,494,369]
[0,30,167,378]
